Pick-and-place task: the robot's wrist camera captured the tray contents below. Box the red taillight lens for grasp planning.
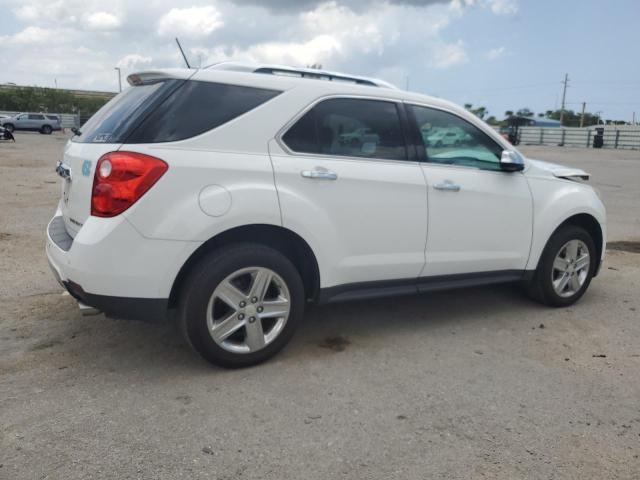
[91,151,168,217]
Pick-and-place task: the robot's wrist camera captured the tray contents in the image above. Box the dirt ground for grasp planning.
[1,132,639,479]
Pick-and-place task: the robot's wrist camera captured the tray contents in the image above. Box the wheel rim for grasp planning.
[206,267,291,354]
[551,239,590,298]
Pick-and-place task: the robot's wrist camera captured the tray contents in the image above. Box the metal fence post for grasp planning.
[586,130,591,148]
[560,129,566,146]
[540,128,544,144]
[615,130,620,149]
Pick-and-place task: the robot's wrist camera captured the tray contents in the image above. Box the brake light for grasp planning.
[91,151,168,217]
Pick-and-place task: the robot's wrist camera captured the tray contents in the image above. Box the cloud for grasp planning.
[0,26,74,45]
[117,54,153,69]
[157,6,224,38]
[85,12,122,31]
[229,0,449,13]
[0,0,516,93]
[430,40,468,68]
[486,46,506,60]
[487,0,518,15]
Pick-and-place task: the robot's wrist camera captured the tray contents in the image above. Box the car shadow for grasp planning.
[38,282,544,376]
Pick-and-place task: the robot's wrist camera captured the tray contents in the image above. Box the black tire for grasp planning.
[41,125,52,135]
[3,123,14,133]
[526,225,596,307]
[179,243,305,368]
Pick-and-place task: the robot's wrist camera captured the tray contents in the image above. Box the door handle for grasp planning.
[301,169,338,180]
[434,180,460,192]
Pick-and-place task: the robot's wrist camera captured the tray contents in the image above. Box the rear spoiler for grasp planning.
[127,69,196,86]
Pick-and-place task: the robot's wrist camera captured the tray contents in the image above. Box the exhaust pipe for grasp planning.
[78,301,101,316]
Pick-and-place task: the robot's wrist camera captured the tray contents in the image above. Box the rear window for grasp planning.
[74,80,280,144]
[125,81,281,143]
[73,80,180,144]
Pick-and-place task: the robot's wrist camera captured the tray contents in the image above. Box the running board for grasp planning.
[317,270,527,304]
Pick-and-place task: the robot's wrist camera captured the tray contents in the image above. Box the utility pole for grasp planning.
[559,73,569,126]
[114,67,122,92]
[580,102,586,128]
[633,111,636,125]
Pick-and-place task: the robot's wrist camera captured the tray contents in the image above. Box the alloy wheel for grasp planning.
[551,239,590,298]
[206,267,291,354]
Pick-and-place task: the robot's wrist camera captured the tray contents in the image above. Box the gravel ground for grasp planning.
[1,133,639,479]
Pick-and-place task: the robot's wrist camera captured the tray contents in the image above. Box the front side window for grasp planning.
[29,114,45,120]
[282,98,407,161]
[410,105,503,171]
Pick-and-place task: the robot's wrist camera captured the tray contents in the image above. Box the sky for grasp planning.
[0,0,638,121]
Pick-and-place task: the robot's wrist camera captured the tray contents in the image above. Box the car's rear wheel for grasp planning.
[3,124,14,133]
[41,125,52,135]
[179,243,304,368]
[526,225,596,307]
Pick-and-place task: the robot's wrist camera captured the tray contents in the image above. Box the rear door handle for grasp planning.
[301,169,338,180]
[434,180,460,192]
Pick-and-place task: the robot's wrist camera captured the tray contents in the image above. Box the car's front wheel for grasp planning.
[41,125,52,134]
[526,225,596,307]
[179,243,304,368]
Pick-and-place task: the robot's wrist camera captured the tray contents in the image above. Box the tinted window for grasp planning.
[29,114,45,120]
[282,98,407,161]
[126,81,281,143]
[410,105,503,171]
[74,80,179,143]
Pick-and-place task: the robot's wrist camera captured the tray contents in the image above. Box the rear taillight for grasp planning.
[91,151,168,217]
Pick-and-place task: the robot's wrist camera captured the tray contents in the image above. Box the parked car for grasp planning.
[46,63,606,367]
[425,127,470,147]
[0,112,61,134]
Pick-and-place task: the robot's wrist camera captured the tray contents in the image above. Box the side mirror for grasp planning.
[500,150,525,172]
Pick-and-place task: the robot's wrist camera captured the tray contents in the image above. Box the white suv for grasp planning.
[46,63,606,367]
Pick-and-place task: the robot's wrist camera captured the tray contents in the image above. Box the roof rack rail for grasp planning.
[205,62,397,89]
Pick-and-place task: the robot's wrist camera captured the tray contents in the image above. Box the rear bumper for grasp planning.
[63,279,169,322]
[46,206,198,322]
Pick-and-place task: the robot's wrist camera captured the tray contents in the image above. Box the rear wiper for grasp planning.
[71,127,81,136]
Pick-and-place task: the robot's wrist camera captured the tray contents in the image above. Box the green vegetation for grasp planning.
[0,86,113,116]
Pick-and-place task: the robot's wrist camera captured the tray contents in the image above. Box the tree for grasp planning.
[516,108,534,117]
[504,110,514,117]
[464,103,488,119]
[0,85,112,115]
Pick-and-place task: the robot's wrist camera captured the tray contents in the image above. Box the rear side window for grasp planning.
[29,114,45,120]
[73,80,179,143]
[282,98,407,161]
[126,81,281,143]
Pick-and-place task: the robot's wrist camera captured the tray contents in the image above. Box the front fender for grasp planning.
[525,177,606,271]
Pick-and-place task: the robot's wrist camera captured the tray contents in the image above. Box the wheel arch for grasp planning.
[535,213,604,277]
[168,224,321,308]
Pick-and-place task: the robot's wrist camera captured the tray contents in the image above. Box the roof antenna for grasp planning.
[175,37,192,69]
